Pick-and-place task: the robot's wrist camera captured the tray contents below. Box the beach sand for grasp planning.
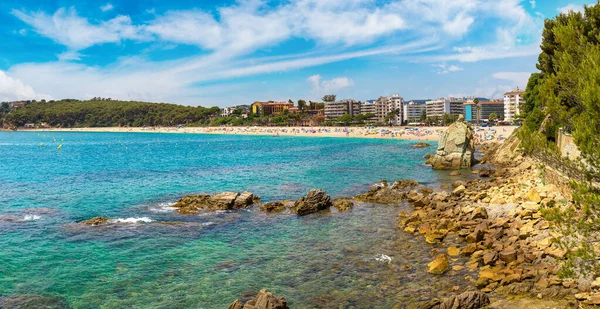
[29,125,518,142]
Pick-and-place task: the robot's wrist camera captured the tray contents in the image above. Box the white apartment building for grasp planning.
[403,101,426,123]
[324,99,361,118]
[376,94,404,125]
[221,107,237,117]
[503,87,525,122]
[425,97,466,118]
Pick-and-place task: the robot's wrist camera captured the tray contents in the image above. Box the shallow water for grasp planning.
[0,132,472,308]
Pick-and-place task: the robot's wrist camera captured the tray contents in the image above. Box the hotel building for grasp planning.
[503,87,525,122]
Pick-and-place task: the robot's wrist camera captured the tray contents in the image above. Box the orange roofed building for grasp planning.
[251,101,297,116]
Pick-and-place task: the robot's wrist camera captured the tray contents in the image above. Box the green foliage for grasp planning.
[322,95,336,102]
[489,112,498,123]
[2,99,221,127]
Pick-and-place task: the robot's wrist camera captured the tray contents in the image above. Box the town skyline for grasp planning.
[0,0,595,106]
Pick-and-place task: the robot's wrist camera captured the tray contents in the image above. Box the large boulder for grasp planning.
[419,291,490,309]
[174,192,259,214]
[430,115,475,170]
[293,189,332,215]
[227,289,289,309]
[82,216,109,226]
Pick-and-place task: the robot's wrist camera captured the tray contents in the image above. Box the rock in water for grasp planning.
[427,254,449,275]
[260,202,287,213]
[293,189,332,215]
[82,216,109,226]
[430,115,475,169]
[227,289,289,309]
[233,191,258,209]
[419,291,490,309]
[412,142,431,148]
[210,192,239,210]
[173,195,212,214]
[333,198,354,212]
[174,192,260,214]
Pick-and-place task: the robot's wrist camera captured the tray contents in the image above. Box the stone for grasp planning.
[525,189,542,203]
[544,247,567,259]
[430,116,475,170]
[413,142,431,148]
[260,202,287,213]
[332,198,354,212]
[499,250,517,263]
[227,289,288,309]
[452,185,466,196]
[452,180,467,188]
[173,194,212,214]
[483,251,497,265]
[210,192,240,209]
[82,216,108,226]
[447,246,461,256]
[522,202,540,212]
[419,291,490,309]
[424,153,432,159]
[478,168,493,177]
[233,192,258,209]
[428,254,449,275]
[452,265,464,271]
[449,171,462,176]
[425,229,448,244]
[293,189,332,216]
[470,207,488,220]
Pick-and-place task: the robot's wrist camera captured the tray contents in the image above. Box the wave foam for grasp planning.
[109,217,154,224]
[149,202,177,213]
[22,214,42,221]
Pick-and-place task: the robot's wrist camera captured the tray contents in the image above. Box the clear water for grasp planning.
[0,132,470,308]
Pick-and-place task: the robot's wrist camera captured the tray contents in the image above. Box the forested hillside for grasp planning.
[1,99,221,128]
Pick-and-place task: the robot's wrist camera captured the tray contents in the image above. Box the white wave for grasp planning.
[374,254,392,264]
[22,214,42,221]
[149,202,177,213]
[109,217,154,223]
[201,222,214,227]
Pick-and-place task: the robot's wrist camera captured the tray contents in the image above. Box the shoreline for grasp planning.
[15,125,518,142]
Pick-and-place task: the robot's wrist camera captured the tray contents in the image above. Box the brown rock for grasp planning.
[483,251,497,265]
[525,189,541,203]
[499,250,517,263]
[428,254,449,275]
[260,202,287,213]
[544,247,567,259]
[210,192,240,209]
[293,189,332,216]
[227,289,288,309]
[420,291,490,309]
[413,142,431,148]
[82,216,108,225]
[233,192,258,209]
[470,207,488,220]
[227,300,244,309]
[447,246,461,256]
[449,171,462,176]
[332,198,354,212]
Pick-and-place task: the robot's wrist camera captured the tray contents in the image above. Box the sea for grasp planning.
[0,132,472,308]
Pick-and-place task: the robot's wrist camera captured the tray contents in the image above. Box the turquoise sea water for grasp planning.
[0,132,471,308]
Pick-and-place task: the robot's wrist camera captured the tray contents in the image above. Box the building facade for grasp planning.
[503,87,525,122]
[463,100,505,122]
[324,99,361,118]
[403,101,426,123]
[376,94,403,125]
[251,101,295,116]
[426,97,465,118]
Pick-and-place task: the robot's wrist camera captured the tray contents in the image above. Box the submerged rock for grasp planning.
[430,115,475,170]
[227,289,289,309]
[173,192,260,214]
[0,294,71,309]
[259,201,287,213]
[82,216,109,226]
[427,254,449,275]
[293,189,332,215]
[419,291,490,309]
[412,142,431,148]
[332,198,354,212]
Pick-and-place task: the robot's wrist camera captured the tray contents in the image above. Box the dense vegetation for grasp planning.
[1,99,221,128]
[520,2,600,279]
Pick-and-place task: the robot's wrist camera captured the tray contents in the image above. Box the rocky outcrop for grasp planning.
[355,180,419,204]
[293,189,332,215]
[430,116,475,170]
[82,216,109,225]
[173,192,259,214]
[427,254,449,275]
[227,289,289,309]
[259,201,287,213]
[333,198,354,212]
[420,291,490,309]
[412,142,431,148]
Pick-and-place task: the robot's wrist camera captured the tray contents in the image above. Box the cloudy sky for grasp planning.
[0,0,595,106]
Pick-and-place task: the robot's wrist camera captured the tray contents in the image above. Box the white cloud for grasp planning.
[12,7,146,51]
[433,63,463,74]
[307,74,354,100]
[18,29,27,36]
[559,4,584,14]
[492,71,531,88]
[0,70,51,101]
[530,0,536,9]
[100,3,114,12]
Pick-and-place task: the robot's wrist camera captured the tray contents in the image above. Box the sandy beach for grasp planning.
[28,125,518,142]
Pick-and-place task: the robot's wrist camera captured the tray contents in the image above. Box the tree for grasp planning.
[338,113,353,125]
[473,98,480,125]
[322,95,336,102]
[288,99,294,104]
[298,99,307,112]
[419,109,427,122]
[489,112,498,124]
[384,109,400,125]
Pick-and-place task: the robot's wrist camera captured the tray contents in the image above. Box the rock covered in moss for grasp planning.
[82,216,109,226]
[333,198,354,212]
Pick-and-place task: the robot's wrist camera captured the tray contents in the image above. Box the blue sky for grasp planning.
[0,0,596,107]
